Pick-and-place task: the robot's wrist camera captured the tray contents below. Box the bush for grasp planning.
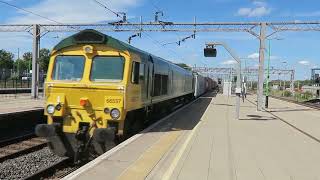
[283,90,292,97]
[303,91,313,100]
[9,75,19,80]
[270,90,282,97]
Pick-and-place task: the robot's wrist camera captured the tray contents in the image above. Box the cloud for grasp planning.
[236,1,271,17]
[247,52,279,60]
[0,33,32,55]
[298,60,310,65]
[6,0,142,24]
[247,52,259,59]
[221,60,237,65]
[237,7,271,17]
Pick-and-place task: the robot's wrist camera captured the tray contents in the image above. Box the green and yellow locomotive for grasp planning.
[35,30,195,162]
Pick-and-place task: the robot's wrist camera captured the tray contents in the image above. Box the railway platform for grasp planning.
[0,96,44,116]
[0,96,45,142]
[64,93,320,180]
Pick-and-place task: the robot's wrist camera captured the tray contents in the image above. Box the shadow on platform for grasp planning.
[239,114,277,121]
[148,92,215,133]
[268,108,316,113]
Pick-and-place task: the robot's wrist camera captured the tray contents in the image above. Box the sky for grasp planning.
[0,0,319,80]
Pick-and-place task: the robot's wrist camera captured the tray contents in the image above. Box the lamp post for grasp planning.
[265,37,283,108]
[265,40,271,108]
[205,42,241,119]
[281,61,288,96]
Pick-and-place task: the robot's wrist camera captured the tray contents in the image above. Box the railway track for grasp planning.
[271,96,320,110]
[0,133,35,147]
[0,136,47,162]
[23,157,80,180]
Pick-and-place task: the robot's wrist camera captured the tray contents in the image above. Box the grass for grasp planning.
[270,90,314,102]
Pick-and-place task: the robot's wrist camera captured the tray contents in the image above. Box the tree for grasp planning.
[39,48,50,71]
[22,52,32,71]
[14,59,28,74]
[21,48,51,72]
[22,52,32,61]
[0,49,14,69]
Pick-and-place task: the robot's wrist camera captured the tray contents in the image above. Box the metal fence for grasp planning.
[0,69,46,87]
[0,69,46,99]
[0,79,32,89]
[0,78,45,89]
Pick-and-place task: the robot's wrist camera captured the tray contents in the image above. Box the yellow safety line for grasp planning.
[117,131,182,180]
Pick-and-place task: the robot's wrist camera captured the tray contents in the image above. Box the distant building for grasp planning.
[302,85,320,97]
[272,85,279,90]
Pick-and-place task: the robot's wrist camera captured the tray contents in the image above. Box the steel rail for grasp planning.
[0,133,35,148]
[0,137,47,162]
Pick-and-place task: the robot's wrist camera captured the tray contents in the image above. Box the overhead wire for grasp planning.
[149,0,196,46]
[148,1,197,63]
[0,0,79,33]
[92,0,122,18]
[92,0,182,59]
[0,0,61,24]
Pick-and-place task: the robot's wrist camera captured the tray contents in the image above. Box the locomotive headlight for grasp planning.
[110,108,120,119]
[46,104,55,114]
[83,45,93,54]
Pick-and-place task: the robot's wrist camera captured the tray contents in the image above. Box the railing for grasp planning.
[0,78,45,99]
[0,78,45,89]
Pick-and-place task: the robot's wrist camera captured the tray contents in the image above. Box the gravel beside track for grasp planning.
[0,137,47,162]
[0,147,64,180]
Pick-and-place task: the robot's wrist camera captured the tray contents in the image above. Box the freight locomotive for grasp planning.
[35,29,216,162]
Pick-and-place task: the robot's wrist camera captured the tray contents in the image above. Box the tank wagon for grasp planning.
[194,73,206,98]
[35,30,198,162]
[205,77,218,91]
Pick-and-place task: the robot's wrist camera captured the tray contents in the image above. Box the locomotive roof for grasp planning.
[52,29,149,56]
[53,29,191,74]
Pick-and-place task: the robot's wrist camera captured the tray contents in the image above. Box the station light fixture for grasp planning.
[204,45,217,57]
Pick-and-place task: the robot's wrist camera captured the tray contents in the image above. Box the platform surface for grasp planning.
[0,96,44,115]
[65,93,320,180]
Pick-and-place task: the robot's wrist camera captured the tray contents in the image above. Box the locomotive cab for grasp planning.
[36,30,136,162]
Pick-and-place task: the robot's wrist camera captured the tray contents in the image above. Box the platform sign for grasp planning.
[204,47,217,57]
